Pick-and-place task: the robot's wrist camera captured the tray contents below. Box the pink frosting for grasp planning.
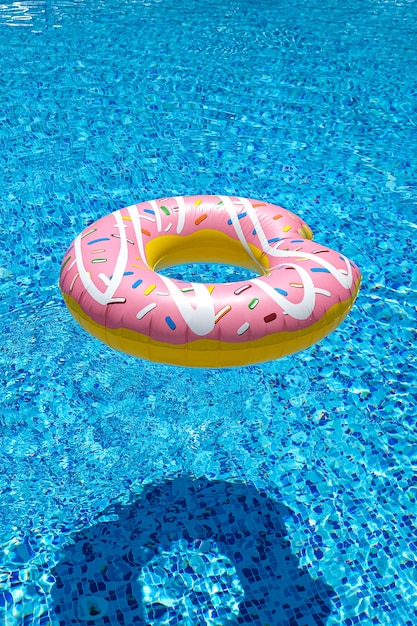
[60,195,361,345]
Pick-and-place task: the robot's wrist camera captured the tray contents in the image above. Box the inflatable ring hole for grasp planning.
[159,262,260,284]
[145,229,271,277]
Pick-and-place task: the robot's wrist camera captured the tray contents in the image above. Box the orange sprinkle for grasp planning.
[141,228,151,236]
[252,203,265,207]
[195,214,208,225]
[215,305,232,324]
[290,282,304,288]
[273,214,282,220]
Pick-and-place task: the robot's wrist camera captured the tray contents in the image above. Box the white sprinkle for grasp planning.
[237,321,250,335]
[69,273,79,292]
[108,297,126,304]
[136,302,157,319]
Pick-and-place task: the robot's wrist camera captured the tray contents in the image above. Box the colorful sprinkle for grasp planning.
[144,209,155,215]
[290,282,304,288]
[60,256,71,276]
[268,237,282,244]
[91,249,106,254]
[69,272,79,292]
[248,298,259,310]
[207,285,215,294]
[122,216,132,221]
[144,284,156,295]
[194,199,202,206]
[181,287,194,293]
[112,234,134,244]
[237,321,250,335]
[227,212,247,225]
[283,225,291,232]
[136,303,156,319]
[251,203,265,207]
[141,228,151,237]
[264,312,277,323]
[107,297,126,304]
[234,284,251,295]
[313,249,329,254]
[81,228,97,239]
[310,267,331,273]
[91,258,107,263]
[160,205,170,216]
[87,238,110,245]
[195,214,208,225]
[275,288,288,296]
[165,316,176,330]
[215,305,232,323]
[273,214,282,220]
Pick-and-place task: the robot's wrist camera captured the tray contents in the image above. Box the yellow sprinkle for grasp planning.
[122,216,132,221]
[207,285,215,294]
[295,258,309,261]
[144,284,156,295]
[194,199,202,206]
[283,224,291,232]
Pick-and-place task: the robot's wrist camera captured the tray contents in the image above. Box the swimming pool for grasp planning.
[0,0,416,623]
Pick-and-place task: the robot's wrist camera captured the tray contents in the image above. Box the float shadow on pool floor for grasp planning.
[51,477,335,625]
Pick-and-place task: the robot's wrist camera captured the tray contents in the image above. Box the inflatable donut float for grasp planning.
[59,195,361,367]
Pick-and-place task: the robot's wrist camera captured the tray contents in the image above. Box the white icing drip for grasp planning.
[128,204,148,266]
[218,195,265,273]
[236,197,353,290]
[252,264,319,320]
[175,195,186,234]
[74,210,129,306]
[158,275,215,336]
[149,199,162,232]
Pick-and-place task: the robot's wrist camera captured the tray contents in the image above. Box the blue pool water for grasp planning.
[0,0,416,624]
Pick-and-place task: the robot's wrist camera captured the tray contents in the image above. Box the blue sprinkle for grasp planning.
[227,212,247,225]
[144,209,155,215]
[165,316,176,330]
[87,238,110,245]
[311,268,330,273]
[290,239,304,243]
[268,237,282,243]
[275,287,288,296]
[123,272,134,276]
[252,229,257,235]
[132,279,143,289]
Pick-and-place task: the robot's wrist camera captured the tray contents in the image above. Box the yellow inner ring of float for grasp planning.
[144,229,271,275]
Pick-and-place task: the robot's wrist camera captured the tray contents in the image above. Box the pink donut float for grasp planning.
[59,195,361,367]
